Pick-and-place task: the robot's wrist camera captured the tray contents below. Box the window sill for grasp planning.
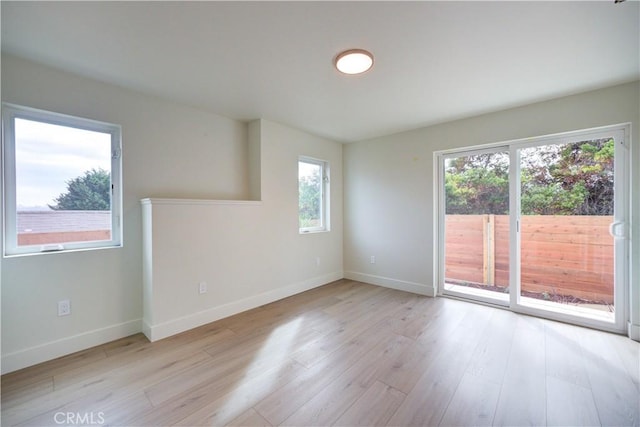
[4,243,123,259]
[299,229,330,235]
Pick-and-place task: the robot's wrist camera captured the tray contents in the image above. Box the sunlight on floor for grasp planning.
[212,317,303,422]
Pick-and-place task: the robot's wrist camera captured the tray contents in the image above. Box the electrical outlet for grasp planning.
[58,299,71,316]
[316,257,321,267]
[370,255,376,264]
[198,281,207,294]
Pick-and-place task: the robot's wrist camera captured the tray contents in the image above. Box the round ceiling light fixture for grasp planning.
[335,49,374,75]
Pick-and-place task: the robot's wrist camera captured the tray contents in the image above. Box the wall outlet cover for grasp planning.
[58,299,71,316]
[199,281,207,294]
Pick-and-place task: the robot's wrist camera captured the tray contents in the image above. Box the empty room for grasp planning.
[1,1,639,426]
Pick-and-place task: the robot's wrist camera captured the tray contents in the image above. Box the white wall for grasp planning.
[141,119,343,340]
[2,51,637,373]
[344,81,640,337]
[1,54,251,373]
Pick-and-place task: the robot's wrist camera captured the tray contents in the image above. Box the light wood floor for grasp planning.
[2,279,639,426]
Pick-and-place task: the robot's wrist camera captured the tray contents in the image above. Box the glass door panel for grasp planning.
[443,150,510,305]
[438,125,628,332]
[518,138,616,322]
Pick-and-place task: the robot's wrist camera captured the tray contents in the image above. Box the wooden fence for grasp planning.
[445,214,614,303]
[18,230,111,246]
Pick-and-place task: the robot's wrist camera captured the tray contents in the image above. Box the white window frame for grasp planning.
[434,123,630,334]
[298,156,330,234]
[2,103,123,256]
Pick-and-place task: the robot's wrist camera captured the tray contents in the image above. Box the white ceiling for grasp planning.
[2,1,639,143]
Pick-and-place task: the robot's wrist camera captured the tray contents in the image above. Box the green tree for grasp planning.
[445,139,614,216]
[521,178,588,215]
[520,138,613,215]
[299,169,321,227]
[445,152,509,215]
[49,168,111,210]
[553,139,614,215]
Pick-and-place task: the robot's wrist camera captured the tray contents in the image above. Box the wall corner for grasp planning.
[248,119,262,201]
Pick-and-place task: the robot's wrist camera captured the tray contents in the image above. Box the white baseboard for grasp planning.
[344,271,436,297]
[1,319,142,374]
[144,271,344,342]
[628,321,640,342]
[1,272,344,373]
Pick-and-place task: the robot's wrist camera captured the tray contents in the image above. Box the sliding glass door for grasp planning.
[438,125,629,332]
[513,130,628,329]
[441,148,511,306]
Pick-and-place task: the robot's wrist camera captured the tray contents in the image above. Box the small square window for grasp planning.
[2,103,122,256]
[299,157,329,233]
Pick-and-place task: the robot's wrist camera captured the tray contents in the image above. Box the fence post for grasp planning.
[483,214,496,285]
[482,214,488,284]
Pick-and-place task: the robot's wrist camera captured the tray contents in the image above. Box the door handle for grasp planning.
[609,221,626,239]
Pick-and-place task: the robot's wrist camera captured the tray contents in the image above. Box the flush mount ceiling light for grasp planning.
[334,49,374,75]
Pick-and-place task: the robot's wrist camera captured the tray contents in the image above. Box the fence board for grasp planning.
[18,230,111,246]
[521,232,612,245]
[445,214,614,303]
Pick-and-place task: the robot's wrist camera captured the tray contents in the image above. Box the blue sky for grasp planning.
[15,118,111,209]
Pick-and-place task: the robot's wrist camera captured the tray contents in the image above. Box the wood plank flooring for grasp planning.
[2,279,639,426]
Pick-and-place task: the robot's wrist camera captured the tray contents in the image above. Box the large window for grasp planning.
[298,156,329,233]
[436,124,630,333]
[2,104,122,256]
